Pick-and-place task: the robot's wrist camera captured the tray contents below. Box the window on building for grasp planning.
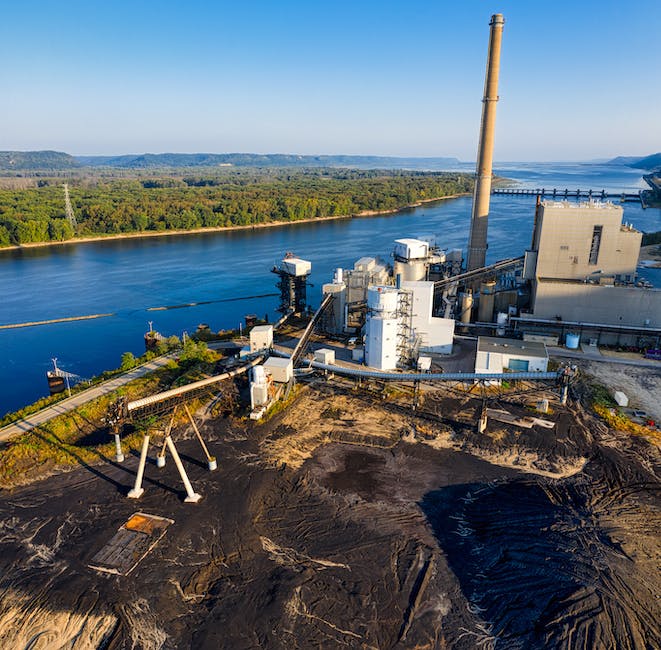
[589,225,603,265]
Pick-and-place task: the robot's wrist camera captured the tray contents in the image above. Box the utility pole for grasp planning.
[63,183,77,230]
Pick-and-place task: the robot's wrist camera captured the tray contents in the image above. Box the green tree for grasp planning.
[0,225,10,247]
[48,218,74,241]
[120,352,138,370]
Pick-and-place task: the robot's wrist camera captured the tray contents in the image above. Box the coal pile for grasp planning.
[0,384,658,649]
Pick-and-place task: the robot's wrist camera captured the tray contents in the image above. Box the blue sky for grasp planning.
[1,1,658,160]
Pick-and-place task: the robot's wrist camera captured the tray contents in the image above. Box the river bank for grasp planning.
[0,194,468,253]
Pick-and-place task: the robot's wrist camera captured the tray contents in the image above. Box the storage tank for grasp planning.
[478,280,496,323]
[47,372,66,395]
[252,365,267,385]
[367,286,399,314]
[459,290,473,332]
[565,332,580,349]
[393,258,427,282]
[496,312,508,336]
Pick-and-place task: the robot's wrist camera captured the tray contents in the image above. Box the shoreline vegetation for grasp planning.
[0,193,467,253]
[0,167,475,250]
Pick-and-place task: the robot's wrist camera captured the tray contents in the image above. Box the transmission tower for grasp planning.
[63,183,77,229]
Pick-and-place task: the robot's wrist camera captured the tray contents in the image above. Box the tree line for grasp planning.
[0,168,474,246]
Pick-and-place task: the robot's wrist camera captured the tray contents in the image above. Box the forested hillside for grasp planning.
[0,168,473,247]
[0,151,79,171]
[75,153,461,169]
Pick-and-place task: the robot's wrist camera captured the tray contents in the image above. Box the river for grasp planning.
[1,162,659,416]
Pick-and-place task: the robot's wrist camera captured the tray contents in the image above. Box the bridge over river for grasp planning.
[492,187,644,203]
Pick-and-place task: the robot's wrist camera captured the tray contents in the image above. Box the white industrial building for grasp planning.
[393,238,430,282]
[321,239,459,370]
[280,257,312,277]
[249,324,274,353]
[475,337,549,377]
[322,268,347,335]
[402,280,455,354]
[363,282,455,370]
[364,286,400,370]
[262,357,293,384]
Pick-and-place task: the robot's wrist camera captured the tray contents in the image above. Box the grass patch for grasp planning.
[584,377,660,444]
[0,348,224,488]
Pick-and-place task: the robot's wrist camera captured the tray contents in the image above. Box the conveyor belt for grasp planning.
[307,360,561,383]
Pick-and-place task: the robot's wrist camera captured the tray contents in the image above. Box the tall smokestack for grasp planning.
[466,13,505,272]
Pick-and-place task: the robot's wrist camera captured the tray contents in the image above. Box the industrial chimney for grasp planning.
[466,13,505,272]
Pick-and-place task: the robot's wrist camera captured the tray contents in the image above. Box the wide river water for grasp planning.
[1,162,659,416]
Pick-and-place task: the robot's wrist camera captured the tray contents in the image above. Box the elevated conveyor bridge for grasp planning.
[290,293,333,365]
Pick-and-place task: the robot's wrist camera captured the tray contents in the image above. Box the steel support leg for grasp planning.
[183,404,216,470]
[128,435,150,498]
[165,435,202,503]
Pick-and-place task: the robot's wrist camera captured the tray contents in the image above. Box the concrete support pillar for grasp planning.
[165,435,202,503]
[128,435,150,499]
[113,433,124,463]
[478,411,488,433]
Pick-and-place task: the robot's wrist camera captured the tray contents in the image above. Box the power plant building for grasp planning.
[522,201,661,336]
[364,286,400,370]
[402,280,455,354]
[475,337,549,377]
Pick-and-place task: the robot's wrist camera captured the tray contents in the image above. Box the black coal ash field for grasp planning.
[0,380,659,649]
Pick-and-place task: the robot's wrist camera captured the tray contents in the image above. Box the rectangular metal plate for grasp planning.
[88,512,174,575]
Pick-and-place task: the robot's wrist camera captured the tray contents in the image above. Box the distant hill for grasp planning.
[74,152,461,170]
[0,151,79,171]
[631,152,661,170]
[608,152,661,170]
[0,150,462,172]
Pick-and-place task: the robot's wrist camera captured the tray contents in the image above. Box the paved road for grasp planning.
[0,355,181,443]
[548,347,661,369]
[0,340,241,443]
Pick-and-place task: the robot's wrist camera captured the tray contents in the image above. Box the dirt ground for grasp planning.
[0,376,659,649]
[578,360,661,422]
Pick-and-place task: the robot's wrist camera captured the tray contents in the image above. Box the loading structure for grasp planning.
[272,253,312,314]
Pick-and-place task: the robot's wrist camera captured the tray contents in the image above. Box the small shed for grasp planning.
[314,348,335,364]
[250,324,274,353]
[417,356,432,372]
[476,337,549,375]
[263,357,293,383]
[613,391,629,407]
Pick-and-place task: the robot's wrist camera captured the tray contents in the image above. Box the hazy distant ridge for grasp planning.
[74,152,461,169]
[0,151,78,170]
[608,152,661,170]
